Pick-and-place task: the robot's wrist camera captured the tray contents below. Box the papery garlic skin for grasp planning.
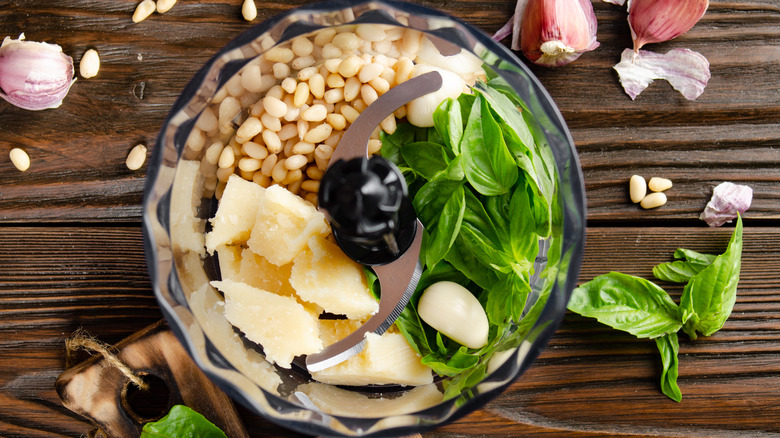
[629,0,709,52]
[520,0,599,67]
[0,34,76,111]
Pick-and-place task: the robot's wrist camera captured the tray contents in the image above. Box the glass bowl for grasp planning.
[142,0,586,436]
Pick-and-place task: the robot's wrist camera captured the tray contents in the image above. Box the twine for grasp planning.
[65,328,149,391]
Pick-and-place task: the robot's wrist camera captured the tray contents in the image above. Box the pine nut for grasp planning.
[280,77,297,94]
[157,0,176,13]
[640,192,667,209]
[238,157,262,172]
[369,76,390,95]
[271,160,288,182]
[326,113,347,131]
[242,141,268,160]
[401,29,422,56]
[301,104,327,122]
[341,104,360,123]
[323,88,344,105]
[253,172,272,188]
[242,0,257,21]
[648,177,673,192]
[291,37,313,57]
[291,141,315,155]
[218,96,241,131]
[326,73,345,88]
[216,166,235,182]
[360,84,378,105]
[261,95,287,118]
[292,55,315,70]
[226,74,245,97]
[236,117,263,143]
[260,113,282,132]
[293,82,309,107]
[261,153,277,176]
[338,55,363,78]
[262,130,283,154]
[308,73,325,99]
[297,66,318,81]
[284,154,308,170]
[313,28,336,46]
[195,107,218,132]
[297,119,309,140]
[629,175,647,203]
[264,47,294,63]
[79,49,100,78]
[132,0,155,23]
[380,113,396,134]
[321,43,342,59]
[205,142,224,165]
[344,76,361,101]
[352,98,367,112]
[332,32,361,51]
[306,166,324,180]
[304,123,333,143]
[287,176,303,194]
[272,62,291,80]
[301,179,320,193]
[356,24,386,42]
[367,139,382,155]
[358,62,384,83]
[9,147,30,171]
[218,146,235,168]
[186,128,206,152]
[277,123,297,141]
[304,192,319,206]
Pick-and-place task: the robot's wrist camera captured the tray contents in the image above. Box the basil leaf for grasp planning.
[653,248,717,283]
[680,215,743,339]
[379,122,428,166]
[461,94,518,196]
[424,184,466,268]
[655,332,682,402]
[445,233,500,291]
[433,97,463,153]
[401,141,451,180]
[141,405,227,438]
[412,178,463,229]
[486,272,531,326]
[568,272,682,339]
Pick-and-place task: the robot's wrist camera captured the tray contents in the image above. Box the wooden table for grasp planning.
[1,0,778,436]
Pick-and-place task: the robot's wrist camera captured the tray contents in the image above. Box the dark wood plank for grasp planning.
[0,0,777,222]
[1,226,777,436]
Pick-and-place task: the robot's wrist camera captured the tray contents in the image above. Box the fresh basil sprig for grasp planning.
[381,80,559,400]
[567,215,743,402]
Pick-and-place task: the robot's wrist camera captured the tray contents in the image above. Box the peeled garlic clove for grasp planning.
[520,0,599,67]
[629,0,709,52]
[0,34,75,111]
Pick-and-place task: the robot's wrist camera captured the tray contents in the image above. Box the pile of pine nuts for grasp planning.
[185,23,435,206]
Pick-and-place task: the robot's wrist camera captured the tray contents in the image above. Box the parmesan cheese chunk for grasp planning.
[170,160,206,255]
[290,235,378,319]
[205,174,266,254]
[311,320,433,386]
[247,184,329,266]
[212,279,323,369]
[238,248,296,298]
[215,245,243,281]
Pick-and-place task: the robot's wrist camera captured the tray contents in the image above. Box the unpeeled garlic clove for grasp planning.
[0,34,75,111]
[520,0,600,67]
[629,0,709,52]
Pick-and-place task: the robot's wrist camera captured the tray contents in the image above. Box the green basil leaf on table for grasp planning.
[567,272,682,339]
[655,332,683,402]
[679,215,743,340]
[653,248,717,283]
[141,405,227,438]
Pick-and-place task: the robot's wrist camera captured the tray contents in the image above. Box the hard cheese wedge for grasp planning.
[170,160,206,255]
[290,235,378,320]
[238,248,296,298]
[311,320,433,386]
[206,174,266,254]
[247,184,329,266]
[215,245,243,282]
[212,279,323,369]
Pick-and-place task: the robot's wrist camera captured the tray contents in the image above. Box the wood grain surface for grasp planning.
[1,0,778,436]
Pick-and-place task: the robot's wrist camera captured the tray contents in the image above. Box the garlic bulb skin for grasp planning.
[0,34,76,111]
[628,0,709,52]
[520,0,599,67]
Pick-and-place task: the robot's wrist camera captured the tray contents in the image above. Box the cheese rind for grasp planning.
[247,184,329,266]
[211,279,323,369]
[290,235,378,319]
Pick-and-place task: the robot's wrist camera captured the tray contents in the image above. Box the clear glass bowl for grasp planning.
[142,1,586,435]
